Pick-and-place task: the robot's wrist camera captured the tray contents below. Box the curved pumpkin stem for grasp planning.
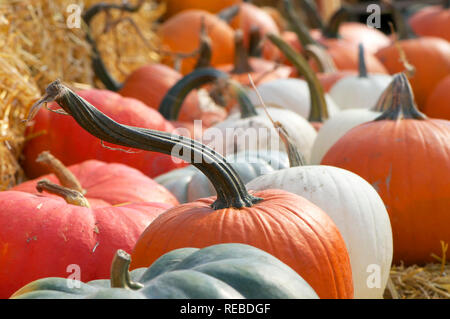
[36,179,90,208]
[298,0,325,30]
[268,33,329,123]
[358,43,368,78]
[33,80,262,210]
[304,44,337,74]
[82,2,145,91]
[36,151,86,195]
[110,250,144,290]
[283,0,320,48]
[273,122,305,168]
[374,73,427,121]
[232,30,254,74]
[322,6,350,39]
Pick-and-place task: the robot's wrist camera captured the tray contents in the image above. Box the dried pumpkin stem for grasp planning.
[248,26,263,57]
[374,73,427,121]
[110,250,144,290]
[194,17,212,70]
[322,6,350,39]
[298,0,325,30]
[34,80,262,210]
[217,4,240,23]
[36,179,90,208]
[268,33,329,123]
[36,151,86,195]
[232,30,253,74]
[304,44,337,73]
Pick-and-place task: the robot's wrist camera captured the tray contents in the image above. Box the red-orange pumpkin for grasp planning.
[162,0,242,18]
[0,153,174,298]
[321,73,450,265]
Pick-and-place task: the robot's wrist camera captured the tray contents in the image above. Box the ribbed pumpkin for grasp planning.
[409,1,450,42]
[375,4,450,109]
[11,244,318,299]
[158,10,235,75]
[40,80,354,299]
[423,74,450,120]
[322,73,450,265]
[0,152,174,299]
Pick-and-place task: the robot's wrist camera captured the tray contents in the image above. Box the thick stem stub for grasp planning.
[110,250,144,290]
[36,179,90,208]
[374,73,427,121]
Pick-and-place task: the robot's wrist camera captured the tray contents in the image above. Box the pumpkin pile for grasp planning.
[0,0,449,300]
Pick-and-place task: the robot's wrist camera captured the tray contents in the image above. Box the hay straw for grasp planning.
[385,243,450,299]
[1,0,164,91]
[0,0,163,190]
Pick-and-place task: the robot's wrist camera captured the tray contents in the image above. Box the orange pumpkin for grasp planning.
[423,74,450,120]
[163,0,242,18]
[409,2,450,42]
[375,37,450,109]
[158,10,235,75]
[321,73,450,265]
[229,2,280,48]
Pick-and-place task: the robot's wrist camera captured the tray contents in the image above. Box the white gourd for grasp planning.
[247,165,393,299]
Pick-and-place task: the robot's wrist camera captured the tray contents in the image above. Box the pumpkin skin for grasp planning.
[409,4,450,42]
[11,244,319,299]
[118,64,202,124]
[246,165,393,299]
[329,73,393,110]
[310,109,382,164]
[229,2,280,48]
[155,150,289,203]
[13,159,179,207]
[0,180,172,298]
[131,188,354,299]
[23,89,185,179]
[423,74,450,120]
[158,10,235,75]
[375,37,450,109]
[246,79,339,119]
[163,0,242,18]
[321,75,450,265]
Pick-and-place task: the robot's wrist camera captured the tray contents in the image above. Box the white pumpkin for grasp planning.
[246,78,340,118]
[329,44,393,110]
[311,74,395,164]
[310,108,381,164]
[203,106,317,162]
[247,165,393,299]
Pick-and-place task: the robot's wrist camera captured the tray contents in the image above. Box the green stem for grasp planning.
[268,33,329,123]
[374,73,427,121]
[110,250,144,290]
[304,44,337,74]
[34,80,262,210]
[298,0,325,30]
[322,6,350,39]
[358,43,367,78]
[283,0,320,48]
